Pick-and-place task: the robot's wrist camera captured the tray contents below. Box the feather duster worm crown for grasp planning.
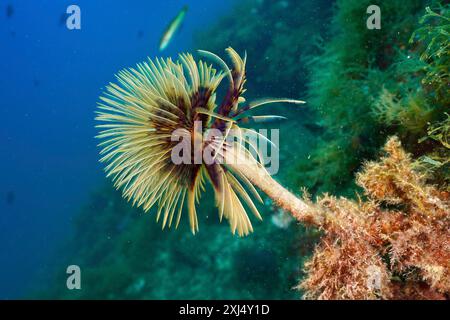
[95,47,304,236]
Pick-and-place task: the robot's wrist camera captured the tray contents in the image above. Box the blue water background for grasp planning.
[0,0,232,299]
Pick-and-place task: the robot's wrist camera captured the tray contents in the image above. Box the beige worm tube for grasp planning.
[228,161,325,227]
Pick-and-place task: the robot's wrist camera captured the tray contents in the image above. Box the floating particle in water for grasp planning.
[271,210,294,229]
[137,30,144,39]
[6,4,14,18]
[6,191,15,205]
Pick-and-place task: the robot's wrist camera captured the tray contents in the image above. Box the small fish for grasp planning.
[238,115,287,124]
[159,6,188,51]
[6,4,14,18]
